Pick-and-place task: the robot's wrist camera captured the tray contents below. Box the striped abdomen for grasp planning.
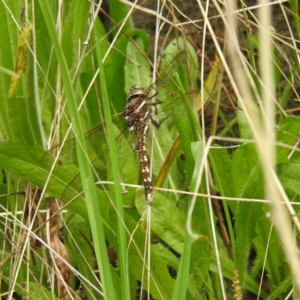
[124,85,154,204]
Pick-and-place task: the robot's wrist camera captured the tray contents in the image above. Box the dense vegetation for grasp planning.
[0,0,299,299]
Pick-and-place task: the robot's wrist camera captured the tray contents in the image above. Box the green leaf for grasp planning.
[278,161,300,195]
[109,0,132,35]
[172,141,210,300]
[61,0,91,69]
[158,46,201,184]
[17,282,60,299]
[232,144,264,199]
[0,141,88,219]
[209,145,236,256]
[136,191,186,253]
[187,239,212,298]
[128,246,175,300]
[210,145,235,198]
[276,115,300,164]
[265,276,293,300]
[0,1,20,140]
[65,213,101,299]
[231,143,264,286]
[253,216,284,290]
[7,25,43,146]
[237,109,255,139]
[124,33,150,92]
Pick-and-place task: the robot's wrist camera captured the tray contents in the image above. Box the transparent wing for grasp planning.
[149,51,197,100]
[56,112,125,166]
[60,126,139,203]
[47,51,200,202]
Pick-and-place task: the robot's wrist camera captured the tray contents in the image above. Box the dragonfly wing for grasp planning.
[145,51,197,101]
[47,50,200,203]
[60,124,140,202]
[56,112,124,165]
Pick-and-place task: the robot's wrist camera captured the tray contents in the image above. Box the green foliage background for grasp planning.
[0,0,300,299]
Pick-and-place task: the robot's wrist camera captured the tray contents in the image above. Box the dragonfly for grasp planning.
[54,51,199,204]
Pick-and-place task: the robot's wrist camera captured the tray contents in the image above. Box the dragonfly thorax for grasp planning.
[124,94,149,129]
[124,83,151,131]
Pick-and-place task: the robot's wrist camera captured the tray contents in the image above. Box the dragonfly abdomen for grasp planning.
[124,85,154,204]
[137,125,153,204]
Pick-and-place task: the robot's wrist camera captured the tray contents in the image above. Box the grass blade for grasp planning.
[36,1,116,298]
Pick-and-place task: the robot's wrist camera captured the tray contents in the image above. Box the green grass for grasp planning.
[0,0,300,299]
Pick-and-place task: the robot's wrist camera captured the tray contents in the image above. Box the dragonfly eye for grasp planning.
[130,86,144,93]
[131,85,141,90]
[127,86,146,102]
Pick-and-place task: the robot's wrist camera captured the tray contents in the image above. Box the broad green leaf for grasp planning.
[136,190,186,253]
[231,143,264,286]
[237,109,255,139]
[0,1,21,140]
[209,144,236,270]
[65,213,101,299]
[253,216,284,290]
[278,161,300,195]
[276,115,300,164]
[109,0,132,36]
[173,141,211,300]
[209,145,235,198]
[8,27,31,98]
[128,247,175,300]
[124,33,150,92]
[104,29,149,114]
[158,45,200,185]
[265,276,293,300]
[7,24,43,146]
[61,0,91,69]
[17,282,60,299]
[0,141,88,219]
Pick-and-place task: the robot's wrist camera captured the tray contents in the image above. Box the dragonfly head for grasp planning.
[127,85,146,103]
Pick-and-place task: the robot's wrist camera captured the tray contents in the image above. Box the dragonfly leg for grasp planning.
[147,87,163,114]
[150,114,171,129]
[147,86,159,100]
